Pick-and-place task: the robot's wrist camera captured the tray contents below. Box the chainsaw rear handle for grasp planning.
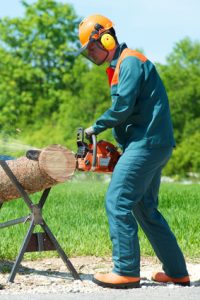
[91,134,97,171]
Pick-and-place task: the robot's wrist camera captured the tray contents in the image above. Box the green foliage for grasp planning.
[157,38,200,176]
[0,0,81,136]
[164,132,200,176]
[0,181,199,259]
[0,0,111,151]
[157,38,200,144]
[0,0,199,176]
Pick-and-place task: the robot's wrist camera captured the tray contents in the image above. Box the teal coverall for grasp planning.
[92,43,188,278]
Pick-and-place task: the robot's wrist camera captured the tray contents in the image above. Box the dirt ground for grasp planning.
[0,256,200,294]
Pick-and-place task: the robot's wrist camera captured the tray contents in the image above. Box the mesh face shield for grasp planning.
[80,39,109,66]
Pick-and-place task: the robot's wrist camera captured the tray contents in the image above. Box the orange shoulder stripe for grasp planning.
[111,48,148,86]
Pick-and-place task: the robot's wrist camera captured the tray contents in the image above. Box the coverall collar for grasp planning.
[110,43,128,69]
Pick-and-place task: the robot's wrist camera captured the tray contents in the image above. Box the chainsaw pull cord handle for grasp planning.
[91,134,97,171]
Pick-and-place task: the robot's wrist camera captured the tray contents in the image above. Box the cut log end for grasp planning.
[39,145,76,182]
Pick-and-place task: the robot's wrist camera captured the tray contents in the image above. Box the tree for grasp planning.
[157,38,200,143]
[157,38,200,176]
[0,0,111,151]
[0,0,81,135]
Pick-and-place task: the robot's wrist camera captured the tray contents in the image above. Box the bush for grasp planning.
[164,132,200,177]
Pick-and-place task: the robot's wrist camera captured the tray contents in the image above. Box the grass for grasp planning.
[0,175,200,260]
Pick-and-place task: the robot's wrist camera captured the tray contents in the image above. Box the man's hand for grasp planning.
[85,126,95,140]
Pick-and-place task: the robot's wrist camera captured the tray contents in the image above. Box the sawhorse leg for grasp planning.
[42,221,80,280]
[8,219,35,283]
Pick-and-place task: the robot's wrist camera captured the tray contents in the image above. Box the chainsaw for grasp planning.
[76,128,121,173]
[26,128,121,173]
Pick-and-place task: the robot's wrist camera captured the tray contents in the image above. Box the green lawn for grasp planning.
[0,175,199,260]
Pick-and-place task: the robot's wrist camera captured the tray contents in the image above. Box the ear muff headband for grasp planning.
[100,33,116,50]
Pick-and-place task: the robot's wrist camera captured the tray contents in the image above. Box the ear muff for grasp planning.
[100,33,116,50]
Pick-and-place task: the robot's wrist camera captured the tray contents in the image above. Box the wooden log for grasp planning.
[0,145,76,202]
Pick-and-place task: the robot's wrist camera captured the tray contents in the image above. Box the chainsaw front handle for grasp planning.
[91,134,97,171]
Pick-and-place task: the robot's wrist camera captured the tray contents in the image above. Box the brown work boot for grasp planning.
[93,272,140,288]
[152,272,190,286]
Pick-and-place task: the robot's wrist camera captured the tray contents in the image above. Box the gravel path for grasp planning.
[0,257,200,299]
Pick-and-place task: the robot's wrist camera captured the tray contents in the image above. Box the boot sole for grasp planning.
[174,281,190,287]
[152,278,190,287]
[93,278,140,289]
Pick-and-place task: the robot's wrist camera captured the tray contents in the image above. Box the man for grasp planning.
[77,15,189,288]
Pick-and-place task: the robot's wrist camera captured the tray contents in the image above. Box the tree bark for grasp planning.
[0,145,76,202]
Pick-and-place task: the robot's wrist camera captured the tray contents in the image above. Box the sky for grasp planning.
[0,0,199,63]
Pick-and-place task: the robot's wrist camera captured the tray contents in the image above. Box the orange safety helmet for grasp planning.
[77,14,116,65]
[79,15,114,47]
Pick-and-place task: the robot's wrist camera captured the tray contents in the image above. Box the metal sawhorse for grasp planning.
[0,160,80,282]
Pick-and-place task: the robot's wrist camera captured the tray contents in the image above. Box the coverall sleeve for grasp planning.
[92,56,143,134]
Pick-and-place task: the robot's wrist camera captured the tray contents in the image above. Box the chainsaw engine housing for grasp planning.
[76,128,120,173]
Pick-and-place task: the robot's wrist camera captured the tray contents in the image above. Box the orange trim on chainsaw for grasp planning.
[111,48,148,86]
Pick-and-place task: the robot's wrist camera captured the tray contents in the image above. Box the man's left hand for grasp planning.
[85,126,95,137]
